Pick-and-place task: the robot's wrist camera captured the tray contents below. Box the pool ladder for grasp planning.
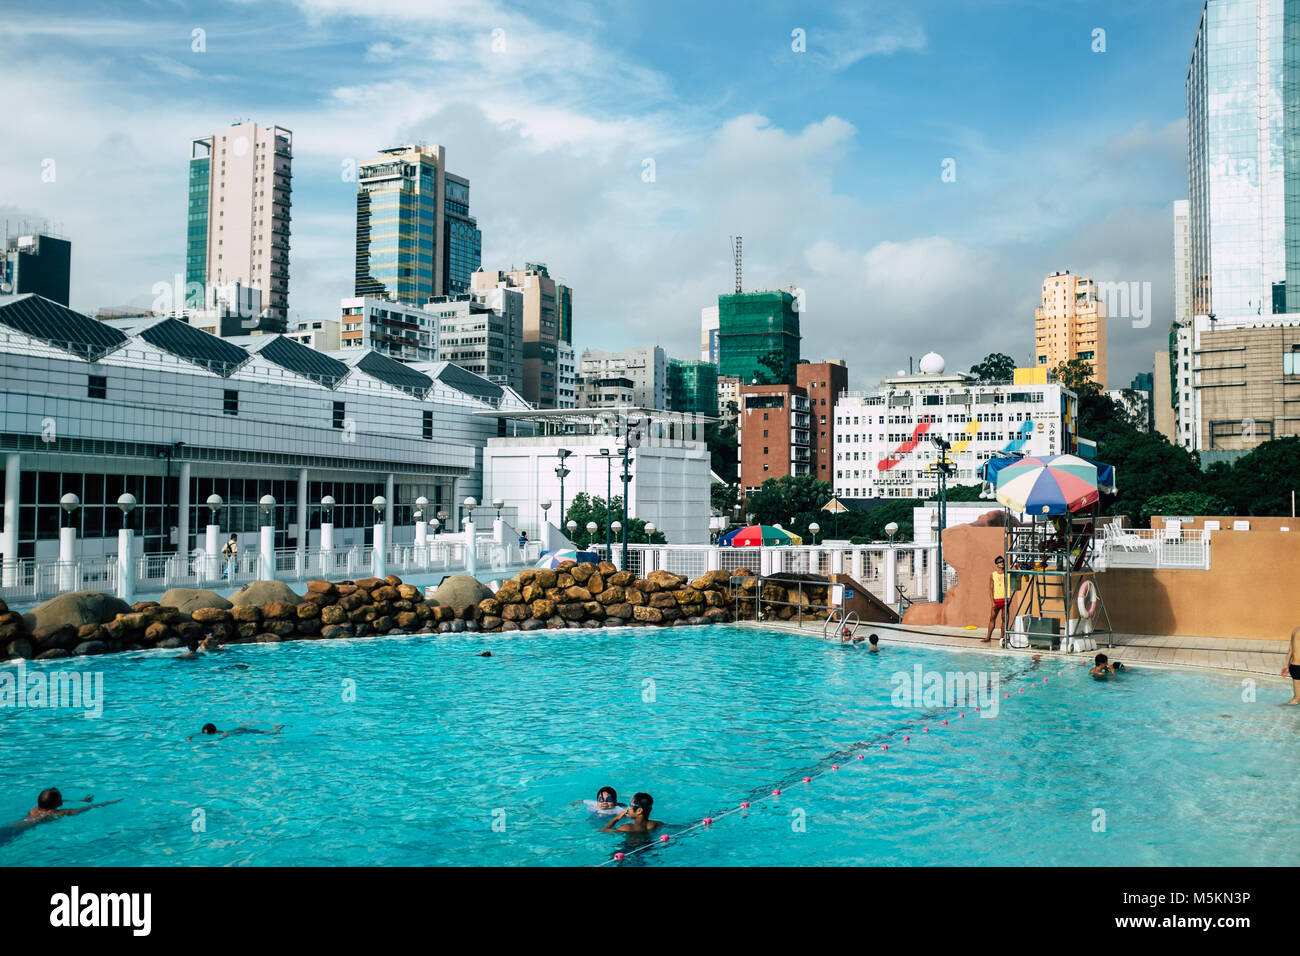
[823,608,861,640]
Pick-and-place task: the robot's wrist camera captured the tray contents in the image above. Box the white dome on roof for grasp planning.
[896,369,907,377]
[918,352,945,374]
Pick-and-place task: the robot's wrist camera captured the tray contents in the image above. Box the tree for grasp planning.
[705,420,738,484]
[562,492,665,548]
[745,474,835,527]
[1138,491,1232,526]
[1053,358,1103,398]
[752,350,789,385]
[970,352,1016,383]
[711,480,739,517]
[1212,437,1300,516]
[1096,430,1202,520]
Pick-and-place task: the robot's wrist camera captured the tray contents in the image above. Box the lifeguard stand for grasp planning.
[1001,511,1112,651]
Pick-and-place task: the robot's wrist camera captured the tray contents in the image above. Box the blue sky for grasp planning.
[0,0,1202,388]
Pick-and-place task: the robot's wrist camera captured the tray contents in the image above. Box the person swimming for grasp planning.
[868,633,880,652]
[601,792,663,834]
[177,638,202,660]
[1089,653,1125,678]
[199,634,222,653]
[576,786,624,817]
[2,789,121,838]
[186,723,283,742]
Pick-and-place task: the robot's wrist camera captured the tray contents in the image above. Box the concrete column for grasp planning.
[643,546,656,574]
[414,519,427,570]
[384,473,395,557]
[296,468,308,567]
[772,549,784,574]
[493,517,506,546]
[831,548,844,575]
[116,528,135,604]
[177,461,191,556]
[464,516,477,577]
[58,526,77,592]
[850,548,863,581]
[706,548,719,572]
[205,524,220,581]
[2,452,18,587]
[259,524,275,581]
[884,546,896,599]
[372,521,387,579]
[759,547,771,577]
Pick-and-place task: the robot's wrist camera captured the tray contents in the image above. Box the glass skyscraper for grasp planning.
[1188,0,1300,321]
[355,144,481,304]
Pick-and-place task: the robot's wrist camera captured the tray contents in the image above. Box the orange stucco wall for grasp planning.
[1149,514,1298,533]
[904,519,1297,642]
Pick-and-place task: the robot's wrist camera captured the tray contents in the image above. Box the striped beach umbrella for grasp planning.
[994,454,1099,515]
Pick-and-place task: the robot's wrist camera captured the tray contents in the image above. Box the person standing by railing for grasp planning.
[983,555,1007,644]
[221,534,238,580]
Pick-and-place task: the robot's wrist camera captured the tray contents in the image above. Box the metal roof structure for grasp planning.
[431,362,503,402]
[0,294,127,360]
[357,349,433,397]
[138,317,250,377]
[255,335,350,389]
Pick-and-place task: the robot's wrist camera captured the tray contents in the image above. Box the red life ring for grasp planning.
[1076,578,1100,621]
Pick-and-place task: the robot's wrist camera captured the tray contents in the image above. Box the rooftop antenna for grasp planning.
[732,236,743,294]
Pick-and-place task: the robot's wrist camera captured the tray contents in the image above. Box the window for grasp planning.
[422,410,433,440]
[88,375,106,399]
[763,429,769,438]
[763,447,769,455]
[333,401,346,429]
[1285,350,1300,375]
[223,389,238,415]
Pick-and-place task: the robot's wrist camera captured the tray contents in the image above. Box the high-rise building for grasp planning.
[700,305,719,363]
[338,297,440,361]
[716,375,741,422]
[738,382,809,493]
[427,291,524,393]
[474,264,569,408]
[556,341,576,409]
[1153,349,1177,443]
[1187,0,1300,324]
[2,232,70,306]
[1170,200,1198,450]
[667,359,719,417]
[187,122,292,332]
[717,290,801,384]
[577,346,665,409]
[1196,320,1300,460]
[796,359,849,481]
[1033,271,1107,386]
[354,145,481,305]
[1173,200,1191,326]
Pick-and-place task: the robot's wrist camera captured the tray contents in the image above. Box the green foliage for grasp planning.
[1095,430,1202,520]
[745,475,835,526]
[1053,358,1102,398]
[562,492,665,548]
[942,483,986,502]
[705,420,738,484]
[970,352,1016,383]
[1138,491,1232,526]
[752,350,789,385]
[1205,437,1300,516]
[711,480,739,516]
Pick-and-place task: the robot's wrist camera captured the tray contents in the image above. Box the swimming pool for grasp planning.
[2,624,1295,866]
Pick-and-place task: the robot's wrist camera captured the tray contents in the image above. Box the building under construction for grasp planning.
[717,290,801,384]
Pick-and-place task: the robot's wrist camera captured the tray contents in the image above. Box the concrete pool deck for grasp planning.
[744,618,1292,680]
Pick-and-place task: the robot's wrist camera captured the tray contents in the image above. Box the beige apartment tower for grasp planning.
[186,122,292,332]
[1034,271,1107,386]
[472,264,571,408]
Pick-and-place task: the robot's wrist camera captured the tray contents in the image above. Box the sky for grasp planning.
[0,0,1202,390]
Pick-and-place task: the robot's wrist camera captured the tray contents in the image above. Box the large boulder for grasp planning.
[228,581,302,607]
[432,575,493,610]
[22,591,130,633]
[159,588,232,616]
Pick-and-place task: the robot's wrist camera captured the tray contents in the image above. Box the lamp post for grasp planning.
[371,495,388,578]
[319,495,335,575]
[539,498,552,532]
[619,446,633,572]
[809,521,820,546]
[116,492,137,603]
[463,497,478,577]
[884,520,898,609]
[585,520,598,549]
[555,448,572,527]
[205,493,223,580]
[414,495,430,566]
[259,494,276,581]
[493,497,504,520]
[596,447,615,555]
[59,492,80,591]
[566,519,578,542]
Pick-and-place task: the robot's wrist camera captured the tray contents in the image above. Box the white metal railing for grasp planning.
[1096,526,1210,570]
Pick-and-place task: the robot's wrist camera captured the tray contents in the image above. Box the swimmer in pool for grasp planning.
[573,786,624,816]
[186,722,283,742]
[868,634,880,652]
[2,789,122,835]
[1089,653,1125,678]
[199,634,223,653]
[177,638,202,660]
[600,792,663,834]
[1281,625,1300,705]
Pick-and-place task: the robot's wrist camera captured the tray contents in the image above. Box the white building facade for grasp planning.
[832,357,1076,499]
[339,297,440,362]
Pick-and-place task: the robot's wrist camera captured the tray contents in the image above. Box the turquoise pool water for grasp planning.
[1,625,1296,866]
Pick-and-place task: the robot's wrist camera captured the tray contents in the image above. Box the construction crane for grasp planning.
[730,236,742,294]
